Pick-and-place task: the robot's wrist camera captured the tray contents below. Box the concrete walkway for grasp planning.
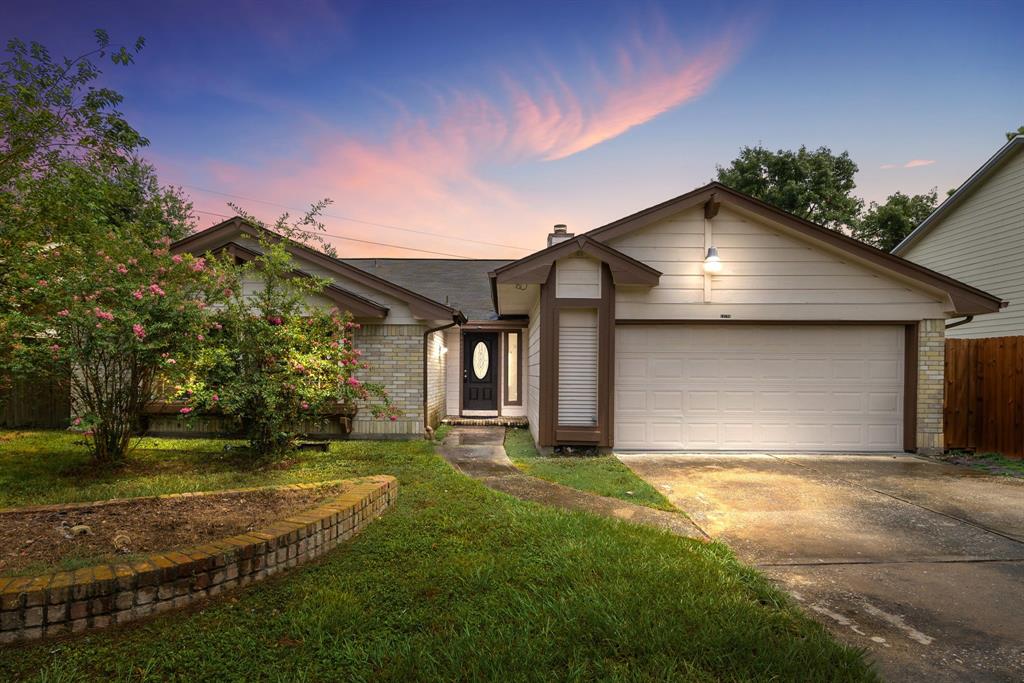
[619,452,1024,683]
[439,426,706,540]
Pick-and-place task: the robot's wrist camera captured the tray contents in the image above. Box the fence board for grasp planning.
[0,375,71,429]
[945,337,1024,457]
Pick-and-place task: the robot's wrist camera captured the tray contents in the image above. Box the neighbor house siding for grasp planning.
[351,324,425,436]
[425,329,447,429]
[610,206,947,320]
[900,151,1024,338]
[527,294,542,444]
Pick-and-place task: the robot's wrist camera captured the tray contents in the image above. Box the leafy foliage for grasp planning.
[1006,125,1024,141]
[173,206,397,460]
[854,189,938,252]
[715,145,863,231]
[0,30,146,187]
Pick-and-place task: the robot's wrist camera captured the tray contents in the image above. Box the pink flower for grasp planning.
[179,406,192,414]
[191,258,206,272]
[347,377,361,387]
[166,358,177,365]
[196,334,204,341]
[50,344,60,352]
[267,316,283,326]
[223,289,233,297]
[171,254,183,264]
[37,279,48,287]
[148,283,166,297]
[116,264,128,274]
[211,394,219,402]
[211,322,223,331]
[301,401,309,410]
[133,290,144,300]
[133,323,146,340]
[72,417,82,426]
[94,308,114,321]
[389,415,398,422]
[57,309,69,317]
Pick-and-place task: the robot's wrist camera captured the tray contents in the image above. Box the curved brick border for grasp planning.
[0,475,396,644]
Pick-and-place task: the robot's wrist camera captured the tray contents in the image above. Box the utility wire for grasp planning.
[183,184,532,252]
[191,208,477,258]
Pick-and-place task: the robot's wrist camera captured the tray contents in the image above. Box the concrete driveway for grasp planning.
[617,452,1024,682]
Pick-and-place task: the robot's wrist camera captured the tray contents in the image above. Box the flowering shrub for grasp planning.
[172,207,397,459]
[1,229,220,463]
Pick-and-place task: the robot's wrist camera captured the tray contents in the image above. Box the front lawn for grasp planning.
[504,426,677,512]
[0,430,875,681]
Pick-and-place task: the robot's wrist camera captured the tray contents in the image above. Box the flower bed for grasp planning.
[0,476,397,643]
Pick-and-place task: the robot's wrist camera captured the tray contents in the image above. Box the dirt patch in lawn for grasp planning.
[0,484,344,576]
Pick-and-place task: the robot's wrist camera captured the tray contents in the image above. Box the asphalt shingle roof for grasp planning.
[342,258,512,320]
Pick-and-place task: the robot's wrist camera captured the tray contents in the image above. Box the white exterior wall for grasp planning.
[444,327,461,416]
[425,329,447,429]
[900,151,1024,338]
[527,294,542,444]
[610,206,947,320]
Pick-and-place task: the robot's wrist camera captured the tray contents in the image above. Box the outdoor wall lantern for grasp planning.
[703,246,722,274]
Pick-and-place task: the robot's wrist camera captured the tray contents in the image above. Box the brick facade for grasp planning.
[916,319,945,454]
[425,330,447,429]
[0,477,396,644]
[353,324,426,437]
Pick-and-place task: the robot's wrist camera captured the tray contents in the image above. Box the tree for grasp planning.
[0,30,146,187]
[853,190,938,252]
[715,145,863,231]
[1007,126,1024,141]
[173,206,397,460]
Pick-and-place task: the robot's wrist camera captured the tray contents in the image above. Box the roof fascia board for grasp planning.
[492,236,660,286]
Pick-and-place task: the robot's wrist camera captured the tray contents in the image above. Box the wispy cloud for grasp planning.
[881,159,937,169]
[181,18,750,257]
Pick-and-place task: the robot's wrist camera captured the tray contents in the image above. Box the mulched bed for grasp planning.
[0,484,344,577]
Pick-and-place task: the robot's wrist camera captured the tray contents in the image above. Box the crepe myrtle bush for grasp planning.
[170,205,398,460]
[1,232,222,464]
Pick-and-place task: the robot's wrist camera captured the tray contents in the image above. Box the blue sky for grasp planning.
[6,1,1022,258]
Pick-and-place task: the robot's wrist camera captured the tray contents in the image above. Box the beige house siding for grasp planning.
[917,319,945,453]
[555,256,601,299]
[425,329,447,429]
[444,327,461,416]
[610,205,947,320]
[527,294,542,444]
[900,150,1024,338]
[351,324,424,436]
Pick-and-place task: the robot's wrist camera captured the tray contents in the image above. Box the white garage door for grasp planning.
[615,325,904,451]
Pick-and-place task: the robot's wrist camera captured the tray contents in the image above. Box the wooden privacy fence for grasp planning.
[945,337,1024,457]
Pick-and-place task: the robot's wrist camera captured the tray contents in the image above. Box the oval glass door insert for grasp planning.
[472,341,489,379]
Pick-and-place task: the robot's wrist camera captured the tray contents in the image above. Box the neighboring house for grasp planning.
[893,135,1022,338]
[173,181,1003,454]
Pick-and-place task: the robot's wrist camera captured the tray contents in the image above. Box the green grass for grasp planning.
[504,427,678,512]
[939,449,1024,478]
[0,430,876,682]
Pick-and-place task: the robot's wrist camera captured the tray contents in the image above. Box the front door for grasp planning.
[463,332,498,411]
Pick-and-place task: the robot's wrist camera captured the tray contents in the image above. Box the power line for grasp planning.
[190,208,477,259]
[183,184,532,252]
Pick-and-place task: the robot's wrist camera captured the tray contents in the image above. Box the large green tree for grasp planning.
[853,189,938,252]
[715,145,863,231]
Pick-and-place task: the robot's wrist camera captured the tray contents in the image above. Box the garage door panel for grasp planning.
[615,325,903,451]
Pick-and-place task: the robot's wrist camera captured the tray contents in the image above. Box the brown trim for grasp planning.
[503,330,523,406]
[173,218,464,322]
[491,235,661,286]
[537,262,617,449]
[904,323,919,453]
[212,241,389,319]
[461,319,529,331]
[616,319,919,325]
[704,193,721,220]
[578,182,1002,315]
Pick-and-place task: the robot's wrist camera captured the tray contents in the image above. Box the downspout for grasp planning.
[945,315,973,330]
[422,316,463,439]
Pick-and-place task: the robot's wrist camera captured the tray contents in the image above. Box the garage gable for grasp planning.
[609,203,948,321]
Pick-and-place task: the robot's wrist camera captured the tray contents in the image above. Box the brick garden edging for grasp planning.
[0,476,397,644]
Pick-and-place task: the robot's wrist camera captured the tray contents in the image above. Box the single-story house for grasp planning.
[173,182,1004,454]
[893,135,1023,338]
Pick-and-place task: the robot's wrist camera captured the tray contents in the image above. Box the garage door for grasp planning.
[615,325,904,451]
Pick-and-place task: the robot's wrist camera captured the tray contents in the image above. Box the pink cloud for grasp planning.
[881,159,937,169]
[176,20,748,258]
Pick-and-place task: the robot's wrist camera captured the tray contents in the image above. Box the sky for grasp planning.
[5,1,1023,259]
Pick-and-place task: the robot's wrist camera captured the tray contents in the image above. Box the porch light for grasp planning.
[703,246,722,274]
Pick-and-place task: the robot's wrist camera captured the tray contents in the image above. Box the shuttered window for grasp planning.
[558,309,598,426]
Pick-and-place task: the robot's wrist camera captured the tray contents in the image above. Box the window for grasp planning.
[504,330,521,405]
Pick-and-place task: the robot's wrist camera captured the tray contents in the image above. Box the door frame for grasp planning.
[461,331,500,413]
